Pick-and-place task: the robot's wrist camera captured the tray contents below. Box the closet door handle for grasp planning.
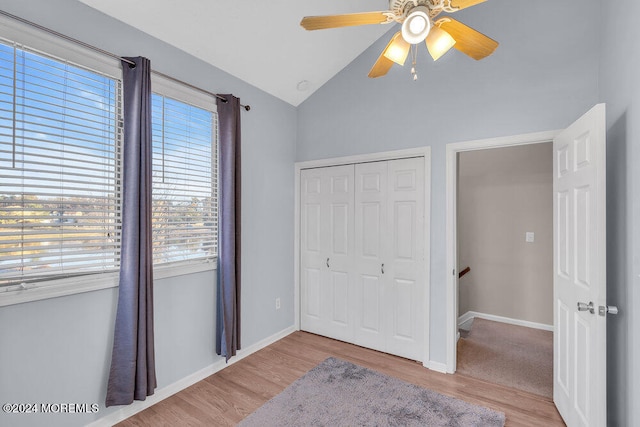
[381,263,384,274]
[326,258,330,268]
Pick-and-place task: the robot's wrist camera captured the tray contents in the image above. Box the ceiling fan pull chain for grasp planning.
[410,44,418,80]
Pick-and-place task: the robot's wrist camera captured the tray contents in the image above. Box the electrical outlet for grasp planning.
[275,298,281,310]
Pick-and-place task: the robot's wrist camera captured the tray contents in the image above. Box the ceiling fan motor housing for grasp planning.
[401,6,432,44]
[390,0,459,44]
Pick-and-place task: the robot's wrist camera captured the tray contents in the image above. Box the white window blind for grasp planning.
[151,93,217,266]
[0,40,122,287]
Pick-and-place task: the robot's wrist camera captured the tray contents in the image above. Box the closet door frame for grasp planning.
[294,146,431,366]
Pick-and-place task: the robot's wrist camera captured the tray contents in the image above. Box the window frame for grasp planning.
[150,74,219,278]
[0,15,218,307]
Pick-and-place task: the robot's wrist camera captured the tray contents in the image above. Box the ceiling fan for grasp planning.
[300,0,498,79]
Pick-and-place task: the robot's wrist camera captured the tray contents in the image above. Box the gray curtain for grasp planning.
[216,94,242,361]
[106,56,156,406]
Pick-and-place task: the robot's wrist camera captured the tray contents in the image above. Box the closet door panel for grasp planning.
[304,268,321,318]
[331,271,349,326]
[385,157,425,360]
[324,166,354,340]
[360,274,381,332]
[354,162,387,351]
[394,201,417,260]
[300,165,354,340]
[392,278,415,339]
[300,169,325,333]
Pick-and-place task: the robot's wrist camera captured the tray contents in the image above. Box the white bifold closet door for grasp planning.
[300,158,425,361]
[354,158,425,360]
[300,165,355,342]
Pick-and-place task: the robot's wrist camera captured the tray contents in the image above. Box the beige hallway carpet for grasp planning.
[457,318,553,398]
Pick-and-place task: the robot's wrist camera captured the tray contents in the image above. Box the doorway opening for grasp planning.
[454,142,554,397]
[446,132,556,373]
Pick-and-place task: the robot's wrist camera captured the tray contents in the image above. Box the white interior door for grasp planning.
[353,158,425,360]
[300,165,354,341]
[553,104,607,426]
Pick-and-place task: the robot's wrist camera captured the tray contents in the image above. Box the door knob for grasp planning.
[577,301,594,314]
[599,305,619,316]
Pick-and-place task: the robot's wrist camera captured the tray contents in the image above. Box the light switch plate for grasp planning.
[525,232,535,243]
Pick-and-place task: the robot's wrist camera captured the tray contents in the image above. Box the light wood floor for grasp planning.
[117,331,565,426]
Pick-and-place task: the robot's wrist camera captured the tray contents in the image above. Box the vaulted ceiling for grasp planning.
[78,0,396,106]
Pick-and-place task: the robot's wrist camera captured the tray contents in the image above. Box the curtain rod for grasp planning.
[0,9,251,111]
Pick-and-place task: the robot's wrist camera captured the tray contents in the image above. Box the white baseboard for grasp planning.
[457,311,553,332]
[457,311,475,327]
[88,325,296,427]
[425,360,448,374]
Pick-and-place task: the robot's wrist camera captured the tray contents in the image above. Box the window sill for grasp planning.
[0,260,216,307]
[154,260,217,280]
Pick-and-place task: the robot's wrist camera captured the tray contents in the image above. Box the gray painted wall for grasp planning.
[457,144,553,325]
[0,1,296,426]
[599,0,640,425]
[298,0,600,366]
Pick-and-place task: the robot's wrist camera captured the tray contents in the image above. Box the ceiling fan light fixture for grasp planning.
[426,26,456,61]
[299,0,499,80]
[383,32,411,66]
[401,6,432,44]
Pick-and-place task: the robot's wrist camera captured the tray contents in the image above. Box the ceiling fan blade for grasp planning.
[448,0,487,11]
[368,32,411,78]
[435,18,498,60]
[368,32,403,78]
[301,12,390,30]
[368,52,394,78]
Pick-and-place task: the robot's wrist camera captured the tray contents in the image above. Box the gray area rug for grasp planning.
[239,357,505,426]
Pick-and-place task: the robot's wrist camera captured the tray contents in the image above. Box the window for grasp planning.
[0,39,122,288]
[0,16,218,304]
[151,80,218,267]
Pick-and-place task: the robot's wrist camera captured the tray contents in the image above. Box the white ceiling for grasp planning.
[78,0,395,106]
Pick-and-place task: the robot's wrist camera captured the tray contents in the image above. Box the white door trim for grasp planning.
[295,146,431,366]
[444,130,560,373]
